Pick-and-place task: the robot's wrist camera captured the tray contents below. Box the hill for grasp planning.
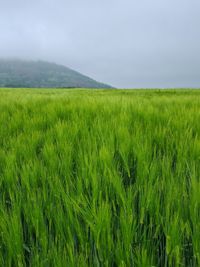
[0,59,112,88]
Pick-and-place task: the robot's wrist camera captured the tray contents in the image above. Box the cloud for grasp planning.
[0,0,200,87]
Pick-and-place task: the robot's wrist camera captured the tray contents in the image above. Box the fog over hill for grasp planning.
[0,59,112,88]
[1,0,200,88]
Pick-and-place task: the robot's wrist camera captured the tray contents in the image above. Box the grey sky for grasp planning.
[0,0,200,88]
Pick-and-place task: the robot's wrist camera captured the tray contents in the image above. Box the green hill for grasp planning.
[0,59,112,88]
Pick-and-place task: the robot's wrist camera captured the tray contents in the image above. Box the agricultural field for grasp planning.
[0,88,200,267]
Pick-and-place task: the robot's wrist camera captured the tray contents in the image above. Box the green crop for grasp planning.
[0,88,200,266]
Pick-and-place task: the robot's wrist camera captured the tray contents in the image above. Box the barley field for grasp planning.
[0,88,200,267]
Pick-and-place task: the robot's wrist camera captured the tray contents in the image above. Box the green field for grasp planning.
[0,88,200,266]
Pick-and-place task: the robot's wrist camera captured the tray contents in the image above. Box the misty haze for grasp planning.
[0,0,200,88]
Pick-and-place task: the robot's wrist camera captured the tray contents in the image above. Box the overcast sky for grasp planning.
[0,0,200,88]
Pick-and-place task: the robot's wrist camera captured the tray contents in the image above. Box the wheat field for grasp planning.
[0,88,200,266]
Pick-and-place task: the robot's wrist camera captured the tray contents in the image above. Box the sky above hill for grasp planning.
[0,0,200,88]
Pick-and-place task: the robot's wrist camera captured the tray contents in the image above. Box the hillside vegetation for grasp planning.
[0,88,200,266]
[0,60,111,88]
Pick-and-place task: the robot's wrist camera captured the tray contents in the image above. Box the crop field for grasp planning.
[0,88,200,267]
